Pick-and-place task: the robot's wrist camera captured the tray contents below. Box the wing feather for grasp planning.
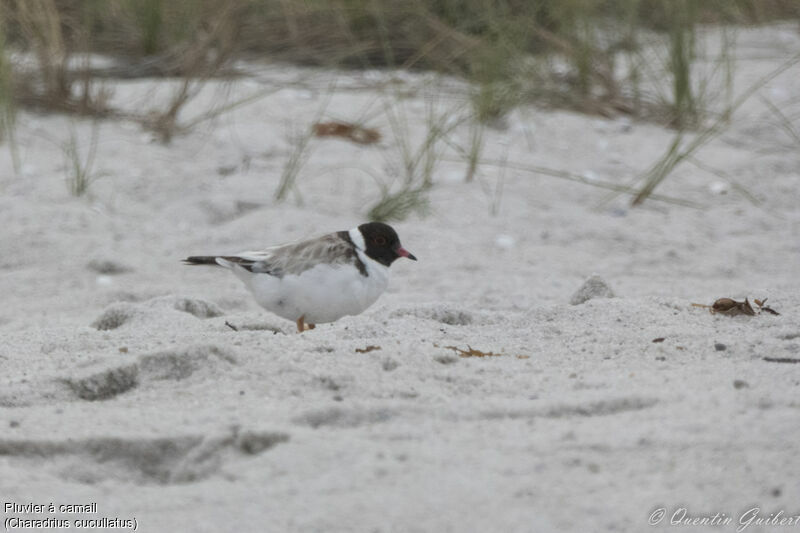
[232,232,362,277]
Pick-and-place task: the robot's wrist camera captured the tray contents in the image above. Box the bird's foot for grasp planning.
[295,316,316,333]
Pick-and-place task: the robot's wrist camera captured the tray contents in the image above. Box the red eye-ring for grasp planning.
[375,236,386,246]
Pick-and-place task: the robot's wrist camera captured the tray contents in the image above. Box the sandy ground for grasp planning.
[1,24,799,533]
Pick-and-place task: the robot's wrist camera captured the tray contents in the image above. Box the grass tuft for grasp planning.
[63,121,101,197]
[631,53,800,205]
[367,185,430,223]
[366,82,462,221]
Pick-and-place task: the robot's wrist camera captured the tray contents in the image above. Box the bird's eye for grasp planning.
[375,236,387,246]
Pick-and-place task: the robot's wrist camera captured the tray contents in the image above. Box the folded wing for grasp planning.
[183,232,361,279]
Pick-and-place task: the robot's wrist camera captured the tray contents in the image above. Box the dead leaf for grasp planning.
[355,345,381,354]
[703,297,779,316]
[313,121,381,145]
[444,345,502,358]
[652,337,665,343]
[712,298,749,315]
[753,298,781,316]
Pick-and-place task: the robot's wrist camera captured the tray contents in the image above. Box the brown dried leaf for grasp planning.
[708,296,781,316]
[711,297,756,316]
[445,345,502,358]
[313,122,381,145]
[652,337,665,343]
[355,345,381,354]
[711,298,739,314]
[753,298,781,316]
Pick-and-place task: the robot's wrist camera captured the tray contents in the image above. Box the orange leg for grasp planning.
[295,316,316,333]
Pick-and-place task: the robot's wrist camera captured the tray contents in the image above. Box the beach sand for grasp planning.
[1,24,799,533]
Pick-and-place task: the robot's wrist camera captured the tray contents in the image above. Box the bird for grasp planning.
[183,222,416,332]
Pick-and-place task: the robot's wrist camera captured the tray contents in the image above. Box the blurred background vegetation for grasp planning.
[0,0,798,210]
[2,0,798,119]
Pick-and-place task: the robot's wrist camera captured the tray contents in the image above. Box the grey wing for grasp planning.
[234,232,358,278]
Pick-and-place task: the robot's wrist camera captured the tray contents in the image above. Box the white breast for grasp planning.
[236,252,390,324]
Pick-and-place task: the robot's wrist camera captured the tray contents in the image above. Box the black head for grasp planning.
[358,222,417,267]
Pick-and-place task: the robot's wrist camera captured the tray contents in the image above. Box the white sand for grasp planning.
[1,25,799,532]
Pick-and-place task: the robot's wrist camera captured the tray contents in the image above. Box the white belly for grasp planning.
[235,254,389,324]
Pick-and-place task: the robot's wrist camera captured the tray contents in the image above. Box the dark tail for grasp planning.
[182,256,221,266]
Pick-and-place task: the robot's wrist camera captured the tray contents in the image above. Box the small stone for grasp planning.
[569,274,615,305]
[582,170,600,182]
[9,420,20,428]
[733,379,749,389]
[494,234,516,250]
[715,343,727,351]
[709,181,729,195]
